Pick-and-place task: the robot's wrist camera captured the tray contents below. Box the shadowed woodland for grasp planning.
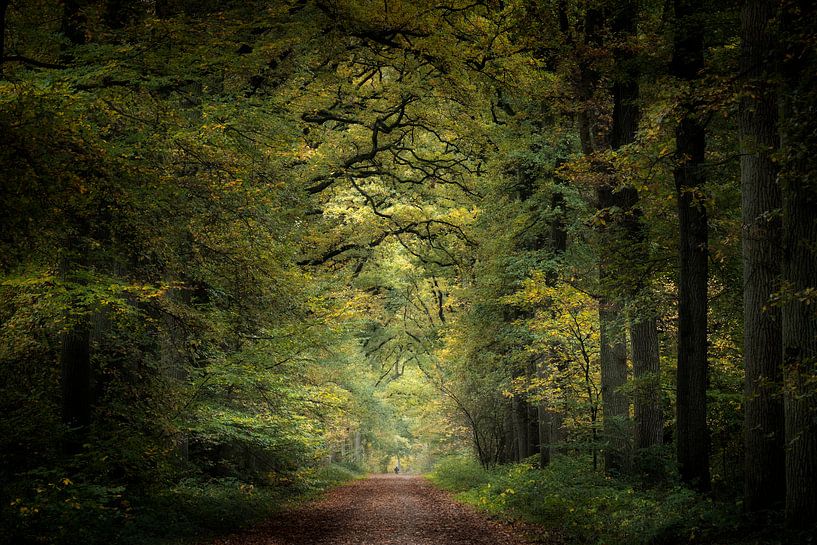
[1,0,815,544]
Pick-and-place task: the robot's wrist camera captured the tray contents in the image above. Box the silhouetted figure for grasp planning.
[394,466,399,474]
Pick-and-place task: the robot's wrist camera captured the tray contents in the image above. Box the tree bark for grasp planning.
[632,316,663,449]
[59,243,91,454]
[574,2,633,474]
[780,0,817,527]
[739,0,785,513]
[538,389,551,467]
[61,0,86,45]
[527,402,539,457]
[611,0,663,464]
[539,190,568,468]
[600,306,630,472]
[503,400,516,463]
[672,0,711,492]
[512,393,529,460]
[0,0,9,75]
[105,0,130,29]
[61,321,91,432]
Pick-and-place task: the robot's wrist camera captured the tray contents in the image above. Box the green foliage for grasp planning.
[1,0,813,543]
[125,464,361,545]
[3,464,362,545]
[427,455,496,492]
[430,456,745,545]
[4,468,128,545]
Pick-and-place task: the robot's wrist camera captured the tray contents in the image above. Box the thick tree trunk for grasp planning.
[512,394,529,460]
[780,0,817,527]
[503,400,516,463]
[600,306,630,472]
[61,321,91,431]
[61,0,86,45]
[538,396,551,467]
[527,402,539,456]
[610,0,662,464]
[581,0,651,475]
[672,0,710,492]
[160,282,190,461]
[739,0,785,513]
[0,0,8,74]
[59,245,91,453]
[570,1,635,474]
[631,317,663,449]
[538,190,568,468]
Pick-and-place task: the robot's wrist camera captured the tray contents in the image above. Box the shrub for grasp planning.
[429,455,743,545]
[428,455,495,492]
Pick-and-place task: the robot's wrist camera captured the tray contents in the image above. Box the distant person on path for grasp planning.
[393,466,399,474]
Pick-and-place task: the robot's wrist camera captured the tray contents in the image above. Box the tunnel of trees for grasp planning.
[0,0,815,544]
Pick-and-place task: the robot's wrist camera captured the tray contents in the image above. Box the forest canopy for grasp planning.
[1,0,815,544]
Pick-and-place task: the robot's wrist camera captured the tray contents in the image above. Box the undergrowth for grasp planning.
[428,455,788,545]
[3,463,362,545]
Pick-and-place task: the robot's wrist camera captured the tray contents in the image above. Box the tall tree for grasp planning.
[538,189,568,468]
[671,0,711,491]
[739,0,785,513]
[59,244,92,452]
[570,0,632,474]
[609,0,664,454]
[0,0,9,74]
[779,0,817,527]
[609,0,663,457]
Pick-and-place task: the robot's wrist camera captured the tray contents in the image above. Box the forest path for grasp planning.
[210,474,531,545]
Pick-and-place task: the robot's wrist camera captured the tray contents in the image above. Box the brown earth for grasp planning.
[208,474,532,545]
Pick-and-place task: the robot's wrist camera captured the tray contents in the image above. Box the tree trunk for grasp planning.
[106,0,129,28]
[632,316,663,449]
[609,0,664,456]
[567,0,634,475]
[527,401,539,456]
[780,0,817,527]
[354,430,362,465]
[503,400,516,463]
[59,244,91,454]
[576,0,650,475]
[61,321,91,431]
[160,282,190,461]
[600,306,630,472]
[739,0,785,513]
[538,393,551,467]
[61,0,86,45]
[512,394,529,460]
[672,0,710,492]
[0,0,9,74]
[538,190,568,468]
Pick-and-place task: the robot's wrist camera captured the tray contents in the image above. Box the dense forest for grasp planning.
[1,0,815,544]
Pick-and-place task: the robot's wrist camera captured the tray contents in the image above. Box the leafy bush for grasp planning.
[429,455,744,545]
[428,455,496,492]
[310,463,364,489]
[3,468,129,545]
[125,464,362,544]
[123,477,283,544]
[2,463,361,545]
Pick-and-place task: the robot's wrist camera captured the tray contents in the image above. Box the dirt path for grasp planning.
[211,474,531,545]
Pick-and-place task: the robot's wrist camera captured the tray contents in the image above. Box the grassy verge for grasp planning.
[127,463,363,545]
[427,455,789,545]
[4,464,363,545]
